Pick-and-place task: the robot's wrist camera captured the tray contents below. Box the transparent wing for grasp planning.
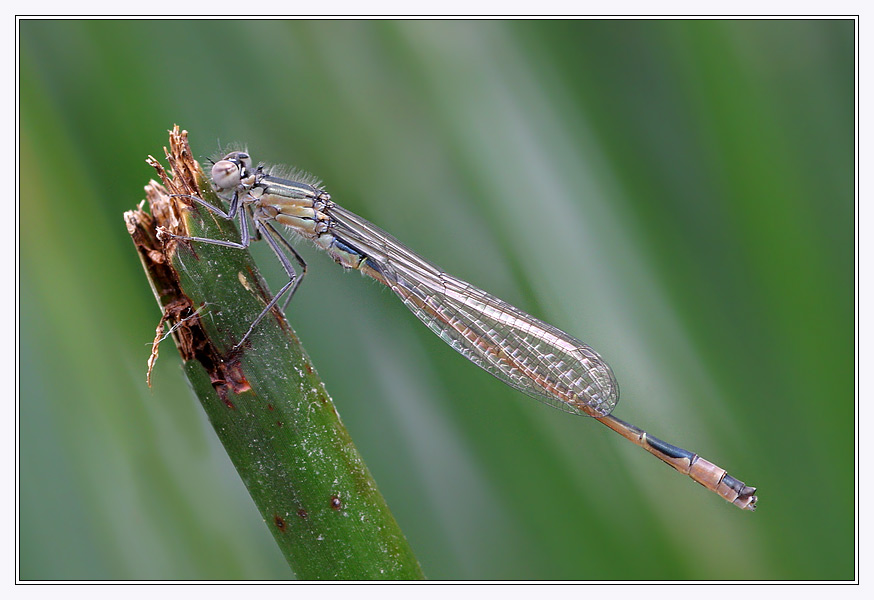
[328,205,619,417]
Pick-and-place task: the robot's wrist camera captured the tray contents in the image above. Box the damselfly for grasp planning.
[160,151,757,511]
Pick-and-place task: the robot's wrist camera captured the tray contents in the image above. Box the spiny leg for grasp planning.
[162,192,307,352]
[169,190,240,220]
[232,220,304,351]
[262,221,308,312]
[160,191,251,249]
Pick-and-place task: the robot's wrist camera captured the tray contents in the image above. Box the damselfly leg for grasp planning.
[159,183,307,349]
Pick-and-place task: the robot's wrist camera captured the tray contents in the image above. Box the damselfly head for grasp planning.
[211,151,254,192]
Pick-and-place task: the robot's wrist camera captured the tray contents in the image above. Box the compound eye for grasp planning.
[211,159,242,190]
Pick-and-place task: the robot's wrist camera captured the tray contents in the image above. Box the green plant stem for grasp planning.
[125,127,423,580]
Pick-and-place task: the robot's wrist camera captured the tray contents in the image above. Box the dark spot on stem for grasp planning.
[274,514,287,532]
[297,508,308,519]
[330,495,342,511]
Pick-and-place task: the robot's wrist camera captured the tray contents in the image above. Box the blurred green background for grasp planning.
[20,19,854,580]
